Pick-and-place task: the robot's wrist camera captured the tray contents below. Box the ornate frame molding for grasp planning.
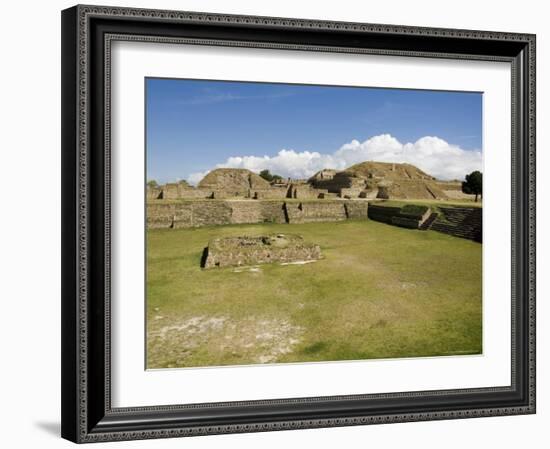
[61,4,536,443]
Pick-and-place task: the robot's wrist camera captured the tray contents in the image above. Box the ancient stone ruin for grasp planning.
[202,234,322,269]
[146,162,482,243]
[368,204,436,229]
[147,162,474,202]
[198,168,280,199]
[309,161,451,200]
[367,204,482,242]
[147,199,369,229]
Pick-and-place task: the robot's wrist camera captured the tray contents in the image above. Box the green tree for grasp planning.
[259,169,273,181]
[147,180,158,188]
[462,170,482,202]
[259,169,283,183]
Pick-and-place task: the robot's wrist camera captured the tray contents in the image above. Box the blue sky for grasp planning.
[146,78,482,183]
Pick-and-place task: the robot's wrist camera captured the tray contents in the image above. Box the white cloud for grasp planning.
[187,170,210,185]
[333,134,482,180]
[187,134,481,184]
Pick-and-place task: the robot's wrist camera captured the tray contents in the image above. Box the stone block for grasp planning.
[203,234,321,268]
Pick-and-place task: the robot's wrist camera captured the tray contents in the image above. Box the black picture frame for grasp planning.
[61,4,536,443]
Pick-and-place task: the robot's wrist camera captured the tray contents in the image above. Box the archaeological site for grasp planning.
[146,161,482,245]
[147,161,471,203]
[143,78,486,369]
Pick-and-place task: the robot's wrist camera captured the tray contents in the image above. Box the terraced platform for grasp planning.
[431,207,482,242]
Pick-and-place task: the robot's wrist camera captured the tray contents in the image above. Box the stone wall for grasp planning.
[183,201,233,228]
[146,186,162,200]
[147,199,481,241]
[147,202,180,228]
[368,203,482,242]
[390,216,422,229]
[178,188,213,199]
[318,192,340,199]
[252,187,289,199]
[148,200,288,229]
[431,207,482,242]
[344,201,370,219]
[376,180,447,200]
[147,199,369,228]
[147,201,232,229]
[258,201,288,224]
[358,188,379,199]
[289,184,327,199]
[160,183,180,200]
[229,201,287,225]
[158,183,212,200]
[211,190,237,199]
[367,204,403,224]
[340,187,364,198]
[284,201,347,224]
[368,204,432,229]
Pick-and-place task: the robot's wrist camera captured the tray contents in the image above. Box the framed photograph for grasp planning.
[61,4,536,443]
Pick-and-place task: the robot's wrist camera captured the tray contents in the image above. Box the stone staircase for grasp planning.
[367,205,403,224]
[430,207,482,242]
[369,204,432,229]
[419,212,439,230]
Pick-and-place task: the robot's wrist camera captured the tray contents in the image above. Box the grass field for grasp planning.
[146,220,482,369]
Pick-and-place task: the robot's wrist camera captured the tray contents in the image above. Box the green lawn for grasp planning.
[147,220,482,368]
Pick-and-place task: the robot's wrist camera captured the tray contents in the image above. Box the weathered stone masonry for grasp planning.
[147,199,481,242]
[146,165,481,242]
[148,163,477,202]
[203,234,322,269]
[368,204,482,242]
[147,200,370,229]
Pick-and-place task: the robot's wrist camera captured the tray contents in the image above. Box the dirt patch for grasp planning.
[232,266,262,273]
[147,315,304,368]
[280,260,318,266]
